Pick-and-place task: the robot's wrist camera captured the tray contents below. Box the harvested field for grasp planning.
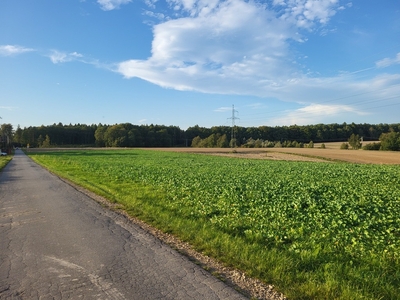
[28,143,400,164]
[146,144,400,165]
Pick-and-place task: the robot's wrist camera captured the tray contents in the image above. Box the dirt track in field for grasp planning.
[146,143,400,165]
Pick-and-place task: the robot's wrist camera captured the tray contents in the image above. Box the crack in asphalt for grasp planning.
[45,256,126,300]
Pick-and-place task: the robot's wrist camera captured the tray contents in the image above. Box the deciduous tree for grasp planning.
[379,132,400,151]
[348,134,362,150]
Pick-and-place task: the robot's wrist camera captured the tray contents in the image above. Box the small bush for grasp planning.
[320,143,326,149]
[340,143,349,150]
[362,142,381,151]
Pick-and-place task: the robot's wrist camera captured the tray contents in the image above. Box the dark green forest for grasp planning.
[3,122,400,151]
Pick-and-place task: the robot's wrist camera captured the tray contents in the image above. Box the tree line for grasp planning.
[186,123,400,150]
[11,123,187,148]
[4,122,400,150]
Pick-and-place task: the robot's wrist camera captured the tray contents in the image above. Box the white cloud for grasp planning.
[299,103,361,115]
[111,0,397,124]
[0,45,34,56]
[144,0,158,9]
[167,0,220,17]
[116,0,348,97]
[376,53,400,68]
[263,73,400,125]
[97,0,131,11]
[247,103,266,110]
[118,0,298,93]
[272,0,341,28]
[268,103,366,126]
[0,106,18,111]
[143,10,166,20]
[49,51,83,64]
[214,107,232,112]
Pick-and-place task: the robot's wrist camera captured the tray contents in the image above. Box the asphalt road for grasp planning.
[0,150,247,300]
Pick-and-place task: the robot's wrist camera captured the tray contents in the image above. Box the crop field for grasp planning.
[28,149,400,300]
[145,145,400,164]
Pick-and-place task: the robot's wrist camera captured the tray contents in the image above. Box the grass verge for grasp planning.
[0,156,12,171]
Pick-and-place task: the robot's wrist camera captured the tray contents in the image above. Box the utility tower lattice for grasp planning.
[228,105,239,148]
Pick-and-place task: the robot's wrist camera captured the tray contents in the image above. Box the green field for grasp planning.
[29,149,400,300]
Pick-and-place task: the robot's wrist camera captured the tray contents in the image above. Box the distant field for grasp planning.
[29,149,400,300]
[143,142,400,164]
[26,141,400,164]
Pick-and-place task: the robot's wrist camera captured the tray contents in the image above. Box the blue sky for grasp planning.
[1,0,399,130]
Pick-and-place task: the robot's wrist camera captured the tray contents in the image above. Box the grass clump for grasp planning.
[0,155,12,171]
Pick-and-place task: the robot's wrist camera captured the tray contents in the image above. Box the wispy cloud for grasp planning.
[268,103,366,126]
[48,50,83,64]
[1,45,103,68]
[272,0,342,28]
[143,10,166,21]
[247,103,266,110]
[0,45,34,56]
[264,73,400,125]
[0,106,18,111]
[97,0,131,11]
[214,107,232,112]
[376,53,400,68]
[144,0,158,10]
[298,103,364,115]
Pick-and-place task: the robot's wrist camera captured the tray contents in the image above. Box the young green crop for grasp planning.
[30,150,400,300]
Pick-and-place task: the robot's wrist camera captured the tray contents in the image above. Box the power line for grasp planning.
[237,85,400,125]
[242,83,400,119]
[238,98,400,126]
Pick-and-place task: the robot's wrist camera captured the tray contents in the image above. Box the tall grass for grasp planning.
[29,149,400,300]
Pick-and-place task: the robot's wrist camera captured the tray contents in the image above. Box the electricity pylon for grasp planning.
[228,105,239,148]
